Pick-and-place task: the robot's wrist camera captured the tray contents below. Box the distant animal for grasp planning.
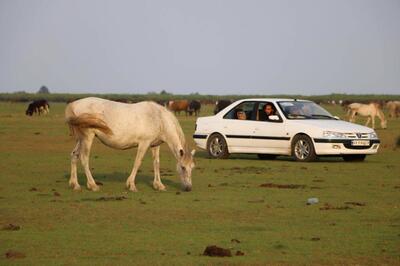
[214,100,232,114]
[167,100,189,115]
[386,101,400,118]
[347,102,387,129]
[65,97,195,192]
[155,100,168,107]
[25,100,50,116]
[187,100,201,116]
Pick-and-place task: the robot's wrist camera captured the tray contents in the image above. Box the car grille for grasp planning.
[344,133,369,139]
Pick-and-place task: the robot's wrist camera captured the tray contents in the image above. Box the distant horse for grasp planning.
[187,100,201,116]
[26,99,50,116]
[167,100,189,115]
[65,97,195,192]
[386,101,400,118]
[347,103,387,129]
[214,100,232,114]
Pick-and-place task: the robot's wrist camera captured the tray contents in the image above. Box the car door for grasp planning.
[222,101,258,152]
[250,102,291,154]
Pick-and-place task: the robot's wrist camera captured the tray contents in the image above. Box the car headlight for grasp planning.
[368,132,378,139]
[323,131,346,138]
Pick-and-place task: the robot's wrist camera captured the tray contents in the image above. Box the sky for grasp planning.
[0,0,399,95]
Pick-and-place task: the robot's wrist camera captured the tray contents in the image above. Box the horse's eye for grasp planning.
[181,166,186,171]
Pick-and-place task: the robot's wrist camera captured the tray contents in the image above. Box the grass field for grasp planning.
[0,101,399,265]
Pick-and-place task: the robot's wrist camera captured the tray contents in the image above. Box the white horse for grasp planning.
[347,102,387,129]
[65,97,195,192]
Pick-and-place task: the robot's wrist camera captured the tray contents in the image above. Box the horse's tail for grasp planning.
[65,104,113,137]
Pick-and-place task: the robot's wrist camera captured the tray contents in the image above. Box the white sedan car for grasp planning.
[193,98,380,162]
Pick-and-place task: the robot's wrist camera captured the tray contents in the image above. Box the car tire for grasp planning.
[291,135,317,162]
[342,154,366,162]
[207,133,230,159]
[257,154,277,160]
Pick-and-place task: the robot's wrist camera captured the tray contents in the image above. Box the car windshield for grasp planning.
[278,101,334,119]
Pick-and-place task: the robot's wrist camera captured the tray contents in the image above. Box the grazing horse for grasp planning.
[65,97,195,192]
[386,101,400,118]
[347,103,387,129]
[26,99,50,116]
[214,100,232,114]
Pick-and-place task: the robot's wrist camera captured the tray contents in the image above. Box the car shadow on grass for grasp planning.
[63,172,182,190]
[195,151,349,163]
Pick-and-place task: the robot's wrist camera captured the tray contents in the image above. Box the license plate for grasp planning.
[351,140,370,146]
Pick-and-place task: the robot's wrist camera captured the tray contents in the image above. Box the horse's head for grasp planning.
[177,148,195,192]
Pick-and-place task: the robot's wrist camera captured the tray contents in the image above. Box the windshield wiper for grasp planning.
[311,114,335,119]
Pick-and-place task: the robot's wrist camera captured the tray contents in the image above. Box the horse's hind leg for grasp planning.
[126,141,151,192]
[79,132,99,191]
[151,146,166,191]
[69,140,81,190]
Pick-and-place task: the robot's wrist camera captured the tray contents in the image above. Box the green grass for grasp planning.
[0,101,399,265]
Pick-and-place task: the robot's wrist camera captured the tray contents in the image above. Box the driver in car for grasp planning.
[259,103,276,121]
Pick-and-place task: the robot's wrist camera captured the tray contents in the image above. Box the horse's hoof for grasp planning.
[72,185,81,191]
[128,184,138,192]
[153,183,166,191]
[87,183,100,191]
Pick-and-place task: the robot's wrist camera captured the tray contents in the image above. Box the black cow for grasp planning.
[187,100,201,116]
[26,100,50,116]
[214,100,232,114]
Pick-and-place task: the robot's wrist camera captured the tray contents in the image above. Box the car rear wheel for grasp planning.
[257,154,277,160]
[207,133,230,159]
[342,154,366,162]
[292,135,317,162]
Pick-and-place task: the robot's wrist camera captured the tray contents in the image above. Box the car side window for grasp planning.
[256,102,282,122]
[224,102,257,120]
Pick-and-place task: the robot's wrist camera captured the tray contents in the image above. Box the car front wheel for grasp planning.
[207,133,230,159]
[292,135,317,162]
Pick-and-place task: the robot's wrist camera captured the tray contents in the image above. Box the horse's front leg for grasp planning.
[126,141,151,192]
[151,146,166,191]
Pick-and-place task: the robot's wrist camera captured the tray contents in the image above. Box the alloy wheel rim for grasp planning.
[210,137,223,156]
[295,140,310,160]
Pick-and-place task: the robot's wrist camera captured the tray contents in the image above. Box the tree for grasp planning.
[37,86,50,94]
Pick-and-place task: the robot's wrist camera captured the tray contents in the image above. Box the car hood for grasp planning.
[288,119,374,133]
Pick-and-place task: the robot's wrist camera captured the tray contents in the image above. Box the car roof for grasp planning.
[233,98,312,103]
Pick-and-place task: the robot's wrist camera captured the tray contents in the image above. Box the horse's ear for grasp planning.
[191,149,196,156]
[179,149,184,157]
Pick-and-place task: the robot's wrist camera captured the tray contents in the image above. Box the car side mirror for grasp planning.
[333,116,340,120]
[269,115,280,121]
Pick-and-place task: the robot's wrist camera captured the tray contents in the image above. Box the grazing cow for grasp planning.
[386,101,400,118]
[214,100,232,114]
[187,100,201,116]
[65,97,195,192]
[25,100,50,116]
[167,100,189,115]
[347,102,387,129]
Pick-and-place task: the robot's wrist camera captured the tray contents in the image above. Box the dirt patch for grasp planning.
[5,250,26,259]
[82,196,128,202]
[54,192,61,197]
[312,179,324,183]
[311,237,320,241]
[34,132,41,135]
[2,224,20,231]
[248,199,264,203]
[176,191,181,195]
[310,186,322,189]
[231,239,241,243]
[203,245,232,257]
[29,187,38,191]
[260,183,306,189]
[235,250,245,256]
[344,202,366,206]
[320,203,352,210]
[219,182,229,186]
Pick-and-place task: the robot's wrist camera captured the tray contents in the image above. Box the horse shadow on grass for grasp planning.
[63,171,181,190]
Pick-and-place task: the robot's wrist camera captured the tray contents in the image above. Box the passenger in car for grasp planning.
[236,109,247,120]
[259,103,276,121]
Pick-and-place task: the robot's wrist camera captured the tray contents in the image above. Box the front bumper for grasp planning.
[313,138,380,155]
